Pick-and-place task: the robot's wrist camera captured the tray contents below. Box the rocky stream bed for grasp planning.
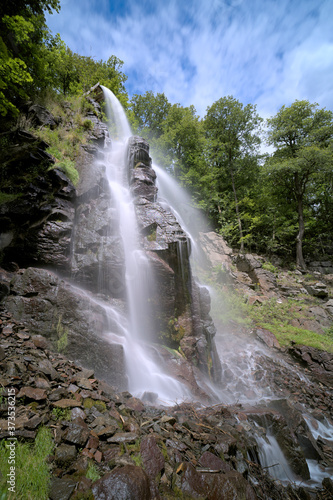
[1,303,333,500]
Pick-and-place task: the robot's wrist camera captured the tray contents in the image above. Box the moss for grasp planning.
[56,316,68,353]
[52,407,71,421]
[158,318,185,349]
[131,454,143,466]
[160,442,169,461]
[0,192,22,205]
[83,398,94,410]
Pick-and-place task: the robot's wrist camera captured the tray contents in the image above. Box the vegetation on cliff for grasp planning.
[1,2,333,266]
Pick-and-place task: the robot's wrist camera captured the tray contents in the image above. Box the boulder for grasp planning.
[28,104,58,129]
[92,465,151,500]
[289,345,333,387]
[303,281,328,298]
[4,267,127,390]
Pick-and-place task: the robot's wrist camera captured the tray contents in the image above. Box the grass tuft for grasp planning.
[0,427,54,499]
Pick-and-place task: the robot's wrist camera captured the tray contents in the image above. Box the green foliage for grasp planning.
[86,462,101,482]
[0,1,60,120]
[0,192,22,205]
[56,159,79,186]
[265,100,333,267]
[51,407,71,421]
[56,315,68,353]
[249,297,333,352]
[262,262,278,274]
[0,427,54,499]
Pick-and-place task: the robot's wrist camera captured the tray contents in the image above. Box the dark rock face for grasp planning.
[0,130,76,271]
[4,267,127,390]
[92,465,151,500]
[28,104,58,129]
[289,345,333,387]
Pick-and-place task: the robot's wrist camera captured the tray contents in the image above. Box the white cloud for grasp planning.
[46,0,333,119]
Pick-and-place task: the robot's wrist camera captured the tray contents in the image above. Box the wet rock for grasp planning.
[255,328,280,349]
[205,470,257,500]
[49,476,77,500]
[107,432,138,444]
[177,462,210,498]
[92,465,151,500]
[140,435,165,479]
[64,418,90,447]
[55,443,77,465]
[289,345,333,387]
[199,451,232,473]
[5,267,127,390]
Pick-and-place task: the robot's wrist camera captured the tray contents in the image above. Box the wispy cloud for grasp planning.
[46,0,333,119]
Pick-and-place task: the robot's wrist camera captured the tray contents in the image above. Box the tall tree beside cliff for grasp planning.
[266,100,333,269]
[0,0,60,118]
[204,96,263,252]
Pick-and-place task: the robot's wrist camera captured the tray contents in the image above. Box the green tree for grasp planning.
[130,91,171,140]
[0,0,60,118]
[204,96,263,252]
[159,103,205,179]
[266,100,333,268]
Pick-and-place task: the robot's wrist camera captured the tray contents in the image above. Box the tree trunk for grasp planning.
[230,167,244,253]
[296,194,306,269]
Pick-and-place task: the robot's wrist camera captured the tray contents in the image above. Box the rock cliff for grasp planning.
[1,96,333,499]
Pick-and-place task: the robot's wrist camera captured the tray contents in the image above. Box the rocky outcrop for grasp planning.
[1,315,330,499]
[127,136,222,383]
[0,130,76,271]
[4,267,127,390]
[288,344,333,387]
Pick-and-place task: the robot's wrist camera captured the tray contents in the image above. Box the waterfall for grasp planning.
[99,86,190,404]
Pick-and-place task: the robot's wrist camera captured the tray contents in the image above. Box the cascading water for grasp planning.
[99,86,190,403]
[96,86,333,487]
[152,161,333,486]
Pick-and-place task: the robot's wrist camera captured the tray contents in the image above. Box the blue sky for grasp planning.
[46,0,333,119]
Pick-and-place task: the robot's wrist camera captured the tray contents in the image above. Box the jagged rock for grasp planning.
[28,104,58,128]
[198,231,233,269]
[0,165,75,270]
[64,419,90,447]
[92,465,151,500]
[303,281,329,298]
[244,407,310,480]
[324,298,333,315]
[17,387,47,400]
[289,345,333,387]
[4,267,127,390]
[49,477,77,500]
[236,253,262,273]
[255,328,280,349]
[140,436,165,479]
[55,443,77,465]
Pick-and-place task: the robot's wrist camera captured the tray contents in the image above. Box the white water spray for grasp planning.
[100,86,190,403]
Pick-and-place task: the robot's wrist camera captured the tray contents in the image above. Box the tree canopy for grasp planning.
[1,2,333,267]
[266,100,333,268]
